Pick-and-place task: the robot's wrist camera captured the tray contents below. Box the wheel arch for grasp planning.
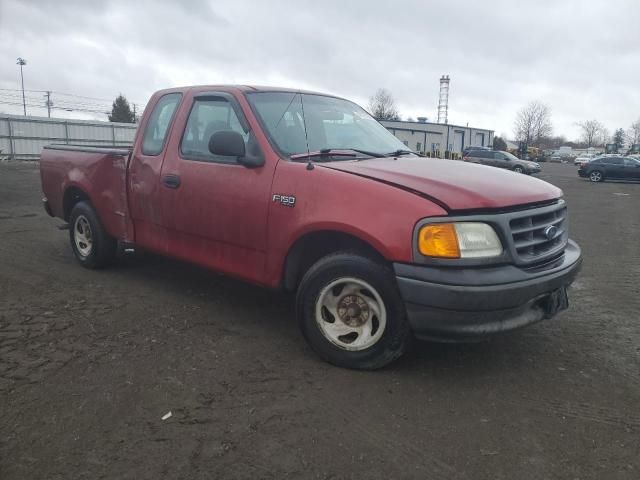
[282,229,389,292]
[62,185,92,221]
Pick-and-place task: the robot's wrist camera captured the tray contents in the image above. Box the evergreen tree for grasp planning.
[109,94,135,123]
[612,128,625,148]
[492,136,508,151]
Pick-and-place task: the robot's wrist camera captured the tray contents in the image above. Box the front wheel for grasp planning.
[589,170,604,183]
[296,252,410,370]
[513,165,525,174]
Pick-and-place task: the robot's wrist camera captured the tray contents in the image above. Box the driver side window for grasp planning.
[180,96,251,164]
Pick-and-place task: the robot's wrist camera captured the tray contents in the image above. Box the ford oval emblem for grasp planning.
[543,225,558,240]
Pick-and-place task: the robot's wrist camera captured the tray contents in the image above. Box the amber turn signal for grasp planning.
[418,223,461,258]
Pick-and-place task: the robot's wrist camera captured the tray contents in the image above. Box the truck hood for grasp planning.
[322,157,562,211]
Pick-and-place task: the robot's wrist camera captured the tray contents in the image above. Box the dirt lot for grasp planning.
[1,161,638,479]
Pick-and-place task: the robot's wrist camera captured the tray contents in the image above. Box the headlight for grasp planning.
[418,222,503,259]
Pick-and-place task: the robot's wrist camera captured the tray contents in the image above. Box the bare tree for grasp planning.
[599,127,610,146]
[513,101,552,146]
[576,120,605,147]
[627,119,640,145]
[368,88,400,121]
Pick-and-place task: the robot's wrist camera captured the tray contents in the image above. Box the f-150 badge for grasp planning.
[272,194,296,207]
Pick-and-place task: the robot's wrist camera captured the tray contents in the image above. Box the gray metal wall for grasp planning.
[0,114,137,160]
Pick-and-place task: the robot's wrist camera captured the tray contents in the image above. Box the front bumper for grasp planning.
[394,240,582,341]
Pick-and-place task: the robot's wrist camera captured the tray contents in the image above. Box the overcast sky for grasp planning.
[1,0,639,140]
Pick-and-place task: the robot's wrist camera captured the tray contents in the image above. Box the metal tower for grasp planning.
[437,75,450,124]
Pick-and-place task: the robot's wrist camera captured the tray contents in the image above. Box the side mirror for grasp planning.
[209,130,246,158]
[208,130,265,168]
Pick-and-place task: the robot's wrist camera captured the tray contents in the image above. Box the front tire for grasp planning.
[513,165,525,174]
[589,170,604,183]
[296,252,410,370]
[69,201,117,268]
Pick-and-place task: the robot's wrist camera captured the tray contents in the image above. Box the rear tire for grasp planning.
[296,252,410,370]
[69,201,117,269]
[589,170,604,183]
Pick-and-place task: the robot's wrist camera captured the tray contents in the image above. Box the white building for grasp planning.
[381,119,494,158]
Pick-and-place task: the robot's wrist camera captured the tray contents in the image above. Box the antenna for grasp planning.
[437,75,450,124]
[299,93,314,170]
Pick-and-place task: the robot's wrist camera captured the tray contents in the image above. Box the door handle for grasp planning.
[162,174,181,189]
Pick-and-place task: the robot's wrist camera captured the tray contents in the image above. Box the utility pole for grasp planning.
[45,91,52,118]
[16,57,27,116]
[133,103,137,123]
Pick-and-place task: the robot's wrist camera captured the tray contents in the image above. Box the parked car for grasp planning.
[40,85,582,369]
[574,154,595,167]
[462,145,492,157]
[578,155,640,182]
[463,149,541,174]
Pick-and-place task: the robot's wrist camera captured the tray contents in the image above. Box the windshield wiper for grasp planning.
[333,148,385,158]
[290,148,385,161]
[385,149,415,157]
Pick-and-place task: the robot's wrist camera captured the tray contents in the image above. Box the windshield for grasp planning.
[246,92,410,158]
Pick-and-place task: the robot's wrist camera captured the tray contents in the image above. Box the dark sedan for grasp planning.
[578,156,640,182]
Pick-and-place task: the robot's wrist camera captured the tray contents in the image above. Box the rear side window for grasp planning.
[180,96,250,163]
[142,93,182,156]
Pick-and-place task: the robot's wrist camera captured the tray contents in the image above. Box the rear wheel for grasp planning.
[296,252,410,370]
[513,165,525,174]
[589,170,604,183]
[69,201,117,268]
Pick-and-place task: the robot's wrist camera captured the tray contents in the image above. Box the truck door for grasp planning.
[156,91,276,284]
[128,92,183,245]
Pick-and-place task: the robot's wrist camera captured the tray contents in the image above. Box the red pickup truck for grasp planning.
[40,85,582,369]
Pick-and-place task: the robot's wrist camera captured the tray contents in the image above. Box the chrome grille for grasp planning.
[509,203,568,264]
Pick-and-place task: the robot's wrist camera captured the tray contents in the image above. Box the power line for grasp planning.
[0,90,146,117]
[0,87,145,106]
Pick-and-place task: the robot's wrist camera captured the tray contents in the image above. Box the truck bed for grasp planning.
[40,144,132,241]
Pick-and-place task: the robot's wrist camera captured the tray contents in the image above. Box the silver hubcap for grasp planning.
[515,167,523,173]
[73,215,93,257]
[315,277,387,351]
[590,172,601,182]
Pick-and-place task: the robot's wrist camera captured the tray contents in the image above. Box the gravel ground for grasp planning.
[1,161,638,480]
